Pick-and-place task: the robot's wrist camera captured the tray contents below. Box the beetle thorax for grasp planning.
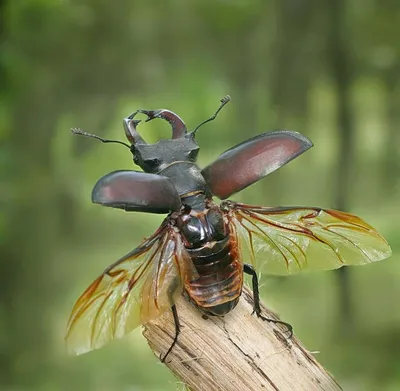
[174,204,228,249]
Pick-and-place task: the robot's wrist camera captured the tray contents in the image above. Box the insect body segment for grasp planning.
[67,96,391,361]
[175,199,243,316]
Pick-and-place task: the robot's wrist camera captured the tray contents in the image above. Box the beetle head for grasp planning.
[123,109,199,174]
[71,97,229,174]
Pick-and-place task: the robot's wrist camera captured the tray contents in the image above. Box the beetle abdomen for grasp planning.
[185,236,243,316]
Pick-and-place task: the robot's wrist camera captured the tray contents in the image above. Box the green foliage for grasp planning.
[1,0,399,390]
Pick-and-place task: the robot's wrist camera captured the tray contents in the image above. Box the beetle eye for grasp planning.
[187,150,198,160]
[147,158,161,165]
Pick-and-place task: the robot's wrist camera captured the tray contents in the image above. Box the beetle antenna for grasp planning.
[71,128,131,149]
[192,95,231,134]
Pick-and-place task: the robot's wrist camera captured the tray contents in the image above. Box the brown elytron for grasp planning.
[66,97,392,360]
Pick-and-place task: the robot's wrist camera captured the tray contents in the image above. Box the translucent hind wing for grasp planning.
[224,202,391,275]
[65,223,196,355]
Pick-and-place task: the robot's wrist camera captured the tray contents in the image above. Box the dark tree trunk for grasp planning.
[382,73,400,193]
[327,0,354,327]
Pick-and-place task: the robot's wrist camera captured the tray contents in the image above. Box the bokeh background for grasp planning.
[1,0,399,390]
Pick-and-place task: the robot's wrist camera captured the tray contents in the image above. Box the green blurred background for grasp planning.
[1,0,399,390]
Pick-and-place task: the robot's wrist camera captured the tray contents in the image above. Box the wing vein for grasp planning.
[240,214,290,271]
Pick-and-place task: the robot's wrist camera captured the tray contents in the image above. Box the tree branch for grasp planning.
[143,287,342,391]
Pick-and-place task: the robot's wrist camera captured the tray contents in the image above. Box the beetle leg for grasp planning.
[160,304,181,363]
[243,264,293,338]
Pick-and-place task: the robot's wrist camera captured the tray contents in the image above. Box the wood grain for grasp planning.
[143,287,342,391]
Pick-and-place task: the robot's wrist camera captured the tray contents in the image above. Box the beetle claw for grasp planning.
[123,116,146,145]
[136,109,161,122]
[123,117,141,127]
[127,110,140,120]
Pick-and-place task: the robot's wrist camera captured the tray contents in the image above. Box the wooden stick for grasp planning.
[143,287,342,391]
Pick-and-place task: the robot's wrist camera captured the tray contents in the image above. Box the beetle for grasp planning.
[66,96,392,361]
